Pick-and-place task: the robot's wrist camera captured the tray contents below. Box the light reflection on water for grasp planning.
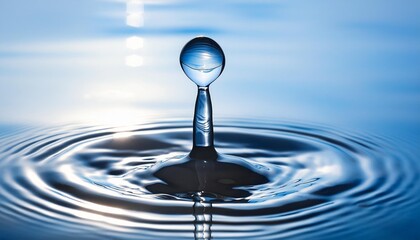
[125,0,144,68]
[0,0,419,239]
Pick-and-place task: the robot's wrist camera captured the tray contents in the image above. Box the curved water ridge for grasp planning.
[0,120,418,239]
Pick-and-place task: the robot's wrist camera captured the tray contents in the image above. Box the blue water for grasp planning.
[0,0,419,239]
[1,120,418,240]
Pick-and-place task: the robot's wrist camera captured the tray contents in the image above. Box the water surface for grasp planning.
[0,120,419,239]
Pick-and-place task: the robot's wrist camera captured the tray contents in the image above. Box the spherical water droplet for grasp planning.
[180,36,225,87]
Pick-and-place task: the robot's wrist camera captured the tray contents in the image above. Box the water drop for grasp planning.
[133,37,270,201]
[180,36,225,87]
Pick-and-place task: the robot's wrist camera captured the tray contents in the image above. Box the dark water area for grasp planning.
[0,120,419,239]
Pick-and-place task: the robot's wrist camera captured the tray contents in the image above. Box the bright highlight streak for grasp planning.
[125,54,143,67]
[126,36,144,50]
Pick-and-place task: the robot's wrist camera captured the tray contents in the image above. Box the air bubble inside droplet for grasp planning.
[180,36,225,87]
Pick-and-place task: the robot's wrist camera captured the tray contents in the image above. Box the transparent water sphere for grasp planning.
[180,36,225,87]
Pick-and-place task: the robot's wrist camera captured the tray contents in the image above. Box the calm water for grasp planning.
[0,0,420,239]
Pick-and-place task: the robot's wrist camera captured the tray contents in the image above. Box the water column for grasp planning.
[193,86,214,148]
[179,36,225,158]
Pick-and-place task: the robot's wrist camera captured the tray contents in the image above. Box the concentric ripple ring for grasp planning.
[0,119,418,239]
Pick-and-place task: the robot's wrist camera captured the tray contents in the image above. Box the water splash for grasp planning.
[137,37,270,202]
[0,120,418,239]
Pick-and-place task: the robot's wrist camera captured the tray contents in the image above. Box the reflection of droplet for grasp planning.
[180,36,225,87]
[125,54,143,67]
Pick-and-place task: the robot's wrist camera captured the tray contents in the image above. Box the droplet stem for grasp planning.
[192,87,215,150]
